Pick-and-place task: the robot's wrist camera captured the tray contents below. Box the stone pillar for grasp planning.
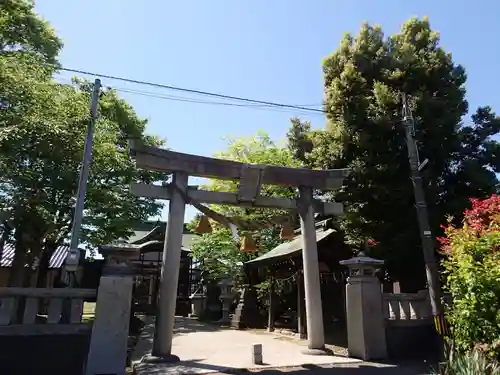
[152,171,188,361]
[85,270,134,375]
[230,287,261,329]
[339,252,387,361]
[218,278,233,324]
[298,186,325,353]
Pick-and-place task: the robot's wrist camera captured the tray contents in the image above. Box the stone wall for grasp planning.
[383,290,439,360]
[0,287,97,374]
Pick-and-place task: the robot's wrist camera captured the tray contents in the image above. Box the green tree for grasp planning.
[189,132,300,283]
[0,74,165,285]
[0,1,165,286]
[287,18,500,291]
[0,0,62,65]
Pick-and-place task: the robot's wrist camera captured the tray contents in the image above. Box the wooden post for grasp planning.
[152,172,188,361]
[148,276,155,305]
[267,277,274,332]
[298,186,325,352]
[297,271,306,339]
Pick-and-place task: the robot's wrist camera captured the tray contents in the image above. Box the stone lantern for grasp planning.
[218,278,233,325]
[189,292,206,319]
[189,273,206,319]
[340,251,384,278]
[339,252,387,360]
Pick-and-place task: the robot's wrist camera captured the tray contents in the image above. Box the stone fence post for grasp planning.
[85,266,134,375]
[340,252,387,361]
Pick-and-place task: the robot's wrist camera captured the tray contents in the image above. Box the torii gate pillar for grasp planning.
[299,186,325,352]
[151,172,188,361]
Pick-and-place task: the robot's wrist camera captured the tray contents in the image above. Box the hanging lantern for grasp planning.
[240,234,257,252]
[280,222,295,240]
[195,215,212,234]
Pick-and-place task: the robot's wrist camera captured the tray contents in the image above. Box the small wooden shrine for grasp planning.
[99,221,199,316]
[246,217,352,341]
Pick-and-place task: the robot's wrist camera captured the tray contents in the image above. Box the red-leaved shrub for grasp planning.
[440,194,500,360]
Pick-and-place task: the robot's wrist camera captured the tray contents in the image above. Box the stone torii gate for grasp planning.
[129,140,348,361]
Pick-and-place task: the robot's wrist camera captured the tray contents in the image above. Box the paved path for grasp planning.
[132,317,432,375]
[132,317,361,374]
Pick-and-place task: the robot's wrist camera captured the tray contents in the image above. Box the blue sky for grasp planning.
[36,0,500,223]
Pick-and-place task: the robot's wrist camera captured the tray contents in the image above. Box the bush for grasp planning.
[434,343,500,375]
[439,195,500,359]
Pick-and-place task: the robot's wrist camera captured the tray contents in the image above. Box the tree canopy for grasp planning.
[189,132,300,282]
[287,18,500,290]
[0,0,62,65]
[0,1,164,285]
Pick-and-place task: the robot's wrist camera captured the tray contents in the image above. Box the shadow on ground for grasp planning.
[252,363,434,375]
[132,316,230,365]
[135,360,435,375]
[135,358,248,375]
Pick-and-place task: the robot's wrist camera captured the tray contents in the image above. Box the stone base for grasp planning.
[141,353,180,363]
[300,348,329,356]
[231,287,262,329]
[217,313,231,325]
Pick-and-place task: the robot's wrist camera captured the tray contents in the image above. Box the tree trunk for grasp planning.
[8,244,27,287]
[36,242,57,288]
[0,233,5,266]
[0,221,11,266]
[8,227,32,287]
[22,264,33,287]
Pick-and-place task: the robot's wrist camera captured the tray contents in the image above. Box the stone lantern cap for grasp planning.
[339,251,384,268]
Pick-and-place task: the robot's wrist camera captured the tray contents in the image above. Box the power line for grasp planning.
[110,86,325,116]
[54,74,323,114]
[54,72,324,115]
[58,67,327,114]
[53,71,483,129]
[115,87,306,108]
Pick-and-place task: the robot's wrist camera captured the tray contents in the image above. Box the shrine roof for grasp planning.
[100,221,197,253]
[246,227,335,266]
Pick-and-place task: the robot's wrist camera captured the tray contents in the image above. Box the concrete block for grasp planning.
[252,343,263,365]
[85,275,133,375]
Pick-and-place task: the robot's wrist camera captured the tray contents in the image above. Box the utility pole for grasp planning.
[64,78,102,286]
[401,93,444,328]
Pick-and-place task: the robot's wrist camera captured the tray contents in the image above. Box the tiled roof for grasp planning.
[102,223,197,253]
[246,228,335,265]
[0,243,71,269]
